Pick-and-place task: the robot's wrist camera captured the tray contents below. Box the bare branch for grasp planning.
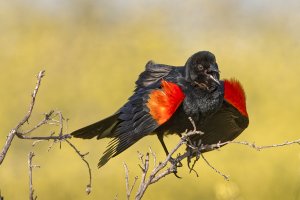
[132,128,202,200]
[20,70,45,128]
[124,163,130,200]
[200,154,229,181]
[197,139,300,153]
[0,70,45,165]
[17,133,71,141]
[124,162,138,200]
[125,115,300,200]
[22,111,56,135]
[65,140,92,194]
[149,147,156,168]
[0,70,93,198]
[128,131,300,199]
[227,140,300,150]
[28,152,40,200]
[58,111,64,149]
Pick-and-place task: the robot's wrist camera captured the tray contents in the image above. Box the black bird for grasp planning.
[71,51,223,168]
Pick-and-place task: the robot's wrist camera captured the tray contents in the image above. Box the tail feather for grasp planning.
[98,120,157,168]
[98,134,141,168]
[71,114,119,139]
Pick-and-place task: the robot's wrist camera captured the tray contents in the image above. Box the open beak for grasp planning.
[207,63,220,85]
[208,74,220,85]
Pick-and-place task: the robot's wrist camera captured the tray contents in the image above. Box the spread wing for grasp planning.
[98,80,185,167]
[135,61,174,90]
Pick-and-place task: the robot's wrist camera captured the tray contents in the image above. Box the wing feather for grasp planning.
[98,80,185,167]
[135,61,174,90]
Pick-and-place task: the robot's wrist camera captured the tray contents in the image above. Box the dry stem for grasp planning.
[0,70,92,198]
[124,119,300,199]
[0,70,45,165]
[28,152,40,200]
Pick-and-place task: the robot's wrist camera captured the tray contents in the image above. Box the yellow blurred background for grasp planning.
[1,0,300,199]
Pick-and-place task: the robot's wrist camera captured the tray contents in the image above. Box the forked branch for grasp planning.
[124,117,300,200]
[0,70,92,197]
[123,125,205,200]
[0,70,45,165]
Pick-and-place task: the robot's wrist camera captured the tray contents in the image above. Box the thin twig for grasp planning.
[131,134,300,199]
[65,140,92,194]
[149,147,156,168]
[200,154,229,181]
[0,70,93,198]
[22,111,55,135]
[17,134,71,140]
[0,70,45,165]
[124,163,130,200]
[130,177,138,197]
[136,153,150,199]
[28,152,40,200]
[198,139,300,153]
[58,111,63,149]
[124,162,138,200]
[134,129,202,200]
[228,140,300,150]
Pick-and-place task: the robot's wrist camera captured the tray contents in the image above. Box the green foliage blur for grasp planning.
[1,1,300,199]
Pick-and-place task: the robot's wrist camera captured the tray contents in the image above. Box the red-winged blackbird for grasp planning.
[71,51,223,168]
[190,78,249,152]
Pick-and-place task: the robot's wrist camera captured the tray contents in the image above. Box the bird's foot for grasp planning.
[169,157,183,178]
[169,157,183,167]
[186,140,202,175]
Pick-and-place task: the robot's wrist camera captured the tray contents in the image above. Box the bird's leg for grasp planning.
[157,134,170,156]
[157,134,182,178]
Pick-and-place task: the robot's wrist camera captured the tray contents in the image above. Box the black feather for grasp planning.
[135,61,173,90]
[71,114,119,139]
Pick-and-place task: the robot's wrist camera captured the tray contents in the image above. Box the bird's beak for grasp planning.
[207,63,220,85]
[208,74,220,85]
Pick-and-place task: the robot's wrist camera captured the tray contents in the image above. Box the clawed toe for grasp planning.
[169,157,183,178]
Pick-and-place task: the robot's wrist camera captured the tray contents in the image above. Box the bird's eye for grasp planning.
[197,64,204,71]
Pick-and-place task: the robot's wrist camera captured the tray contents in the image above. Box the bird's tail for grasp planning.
[71,114,119,139]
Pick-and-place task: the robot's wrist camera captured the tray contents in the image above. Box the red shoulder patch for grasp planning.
[147,80,185,125]
[224,78,248,117]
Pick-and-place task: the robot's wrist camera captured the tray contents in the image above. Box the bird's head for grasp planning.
[185,51,220,92]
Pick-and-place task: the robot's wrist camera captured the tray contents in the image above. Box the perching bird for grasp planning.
[190,78,249,153]
[71,51,223,168]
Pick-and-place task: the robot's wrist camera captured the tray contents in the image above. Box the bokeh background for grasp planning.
[1,0,300,199]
